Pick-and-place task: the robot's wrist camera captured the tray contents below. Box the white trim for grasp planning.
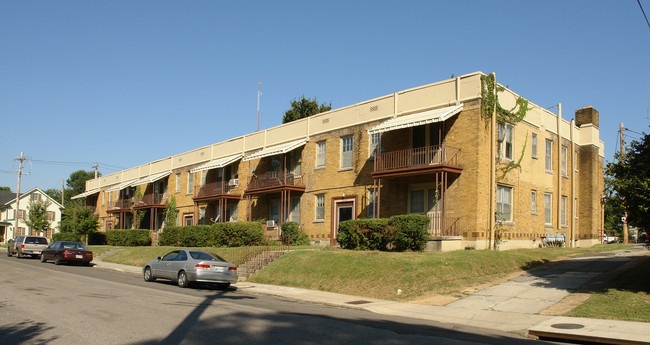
[189,154,242,173]
[71,188,101,200]
[106,179,138,192]
[130,171,172,187]
[243,139,307,161]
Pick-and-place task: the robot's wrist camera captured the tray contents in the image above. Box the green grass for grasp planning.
[567,255,650,322]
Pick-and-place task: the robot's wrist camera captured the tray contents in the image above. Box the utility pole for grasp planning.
[61,179,65,207]
[92,163,98,178]
[13,152,30,237]
[257,75,262,132]
[619,123,629,244]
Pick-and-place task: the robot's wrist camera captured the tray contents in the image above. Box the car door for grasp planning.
[157,251,179,279]
[168,250,188,279]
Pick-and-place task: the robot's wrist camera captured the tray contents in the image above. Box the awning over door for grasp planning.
[190,154,242,173]
[71,188,101,200]
[243,139,307,161]
[367,104,463,135]
[130,171,172,187]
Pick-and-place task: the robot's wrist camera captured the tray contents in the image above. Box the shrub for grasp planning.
[280,222,310,246]
[87,232,107,245]
[159,222,264,247]
[53,232,81,242]
[337,215,430,251]
[213,222,264,247]
[388,214,430,251]
[106,229,151,246]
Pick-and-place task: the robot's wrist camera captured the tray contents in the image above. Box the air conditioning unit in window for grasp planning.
[228,178,239,187]
[266,220,276,228]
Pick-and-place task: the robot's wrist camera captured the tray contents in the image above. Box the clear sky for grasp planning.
[1,1,649,193]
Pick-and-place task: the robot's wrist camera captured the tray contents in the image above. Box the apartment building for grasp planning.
[75,72,604,250]
[0,188,64,242]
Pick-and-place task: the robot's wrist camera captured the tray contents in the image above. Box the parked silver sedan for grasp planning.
[143,249,238,289]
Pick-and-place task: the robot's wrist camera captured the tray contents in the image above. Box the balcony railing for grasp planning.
[195,180,238,199]
[374,144,460,173]
[134,192,166,207]
[428,213,461,237]
[108,198,134,210]
[247,170,303,190]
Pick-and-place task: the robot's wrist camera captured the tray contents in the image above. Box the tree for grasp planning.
[24,199,51,236]
[605,130,650,232]
[0,186,11,193]
[282,96,332,124]
[164,195,178,228]
[43,188,62,205]
[60,204,98,245]
[63,170,98,206]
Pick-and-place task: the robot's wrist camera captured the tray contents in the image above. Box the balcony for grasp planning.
[194,180,240,202]
[107,198,134,211]
[134,192,166,208]
[372,144,462,178]
[245,170,305,194]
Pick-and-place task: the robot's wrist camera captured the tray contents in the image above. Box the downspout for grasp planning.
[557,104,562,235]
[570,119,576,247]
[489,73,497,250]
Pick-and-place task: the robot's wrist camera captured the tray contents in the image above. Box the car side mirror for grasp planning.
[157,256,161,260]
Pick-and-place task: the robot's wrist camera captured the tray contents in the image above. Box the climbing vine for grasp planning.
[481,74,532,178]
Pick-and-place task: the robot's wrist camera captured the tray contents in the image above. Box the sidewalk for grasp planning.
[87,247,650,344]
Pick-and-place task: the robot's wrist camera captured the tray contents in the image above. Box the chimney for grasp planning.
[575,106,599,128]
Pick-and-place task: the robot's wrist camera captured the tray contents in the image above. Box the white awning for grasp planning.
[71,188,101,200]
[130,171,172,187]
[367,104,464,135]
[243,139,307,161]
[190,154,242,173]
[105,179,138,192]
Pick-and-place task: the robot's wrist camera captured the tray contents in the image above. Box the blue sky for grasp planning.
[1,1,649,193]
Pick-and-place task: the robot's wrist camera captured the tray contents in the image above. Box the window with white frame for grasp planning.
[532,133,538,158]
[31,193,41,201]
[369,133,380,158]
[176,173,181,193]
[199,207,206,225]
[230,204,238,222]
[561,196,567,226]
[496,185,513,222]
[341,135,354,169]
[290,197,300,223]
[531,190,537,214]
[316,141,326,168]
[315,194,325,220]
[187,172,193,195]
[367,188,376,218]
[544,193,552,225]
[561,146,568,177]
[545,140,553,172]
[183,214,193,226]
[498,123,513,160]
[408,187,440,214]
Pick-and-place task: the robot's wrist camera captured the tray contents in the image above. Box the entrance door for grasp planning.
[332,200,355,245]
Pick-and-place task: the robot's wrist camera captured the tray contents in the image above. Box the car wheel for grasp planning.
[54,255,62,265]
[143,267,156,282]
[177,271,189,288]
[16,252,22,258]
[40,255,46,263]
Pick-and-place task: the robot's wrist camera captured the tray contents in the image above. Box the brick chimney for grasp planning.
[575,106,599,128]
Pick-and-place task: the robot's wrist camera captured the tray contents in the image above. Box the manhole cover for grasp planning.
[551,323,585,330]
[346,300,372,305]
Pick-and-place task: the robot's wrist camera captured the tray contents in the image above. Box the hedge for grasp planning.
[280,222,310,246]
[106,229,151,246]
[337,214,430,251]
[159,222,264,247]
[88,232,107,245]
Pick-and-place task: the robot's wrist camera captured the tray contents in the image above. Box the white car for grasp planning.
[143,249,238,289]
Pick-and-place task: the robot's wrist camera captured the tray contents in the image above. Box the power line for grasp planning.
[638,0,650,30]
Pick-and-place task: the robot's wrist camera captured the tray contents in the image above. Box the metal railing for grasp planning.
[427,213,461,237]
[195,181,238,198]
[374,144,460,172]
[134,192,166,206]
[225,238,290,279]
[247,170,303,190]
[108,198,134,210]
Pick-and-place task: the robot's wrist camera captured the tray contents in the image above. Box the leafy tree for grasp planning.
[605,130,650,232]
[43,188,62,205]
[60,204,98,244]
[282,96,331,124]
[0,186,11,193]
[164,195,178,228]
[63,170,98,206]
[24,199,51,236]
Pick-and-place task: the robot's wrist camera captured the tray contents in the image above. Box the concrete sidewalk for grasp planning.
[86,247,650,344]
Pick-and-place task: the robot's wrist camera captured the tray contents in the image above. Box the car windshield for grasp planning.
[189,251,225,262]
[26,237,48,245]
[62,242,87,250]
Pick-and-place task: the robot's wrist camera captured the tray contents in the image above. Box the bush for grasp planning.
[87,232,107,245]
[280,222,310,246]
[53,232,81,242]
[106,229,151,246]
[159,222,264,247]
[337,215,430,251]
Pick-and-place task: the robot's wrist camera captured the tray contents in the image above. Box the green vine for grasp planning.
[498,133,528,179]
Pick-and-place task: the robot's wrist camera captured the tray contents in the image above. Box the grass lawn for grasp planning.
[567,255,650,322]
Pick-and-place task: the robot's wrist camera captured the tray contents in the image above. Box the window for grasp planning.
[544,193,552,225]
[561,146,568,176]
[17,210,26,220]
[496,185,513,222]
[410,190,425,214]
[367,188,376,218]
[199,207,206,225]
[290,197,300,223]
[531,190,537,214]
[497,123,513,160]
[545,140,553,172]
[187,172,193,194]
[532,133,538,158]
[574,149,579,171]
[408,187,441,214]
[315,194,325,220]
[230,204,238,222]
[369,133,381,158]
[108,191,112,205]
[176,173,181,193]
[341,136,354,169]
[183,214,193,226]
[290,150,302,176]
[269,199,279,221]
[30,193,41,201]
[561,196,567,226]
[316,141,326,168]
[47,211,55,221]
